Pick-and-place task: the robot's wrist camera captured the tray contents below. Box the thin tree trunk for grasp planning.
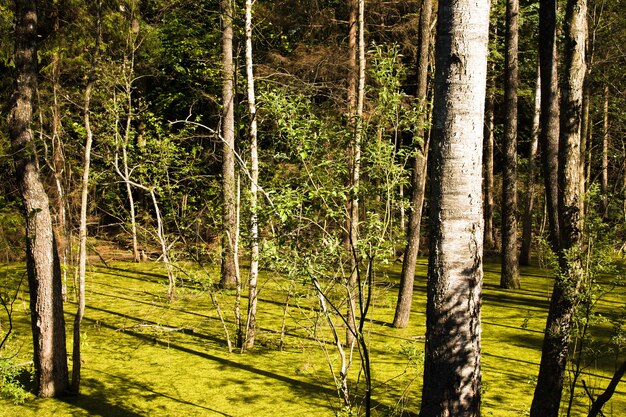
[586,359,626,417]
[393,0,432,329]
[9,0,69,397]
[243,0,259,351]
[220,0,238,289]
[483,49,496,251]
[72,3,101,393]
[419,0,489,414]
[501,0,521,288]
[150,189,176,302]
[537,0,561,253]
[520,64,541,266]
[531,0,587,414]
[579,76,590,218]
[600,83,609,219]
[346,0,365,348]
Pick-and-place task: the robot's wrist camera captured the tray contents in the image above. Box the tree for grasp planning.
[500,0,521,289]
[530,0,587,414]
[419,0,490,414]
[520,64,541,266]
[346,0,365,348]
[242,0,259,351]
[393,0,433,329]
[8,0,69,397]
[72,0,101,393]
[220,0,238,289]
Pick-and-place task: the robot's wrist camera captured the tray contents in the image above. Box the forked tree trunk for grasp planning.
[520,65,541,266]
[419,0,489,415]
[243,0,259,351]
[501,0,521,288]
[220,0,238,289]
[9,0,69,397]
[531,0,587,415]
[393,0,432,329]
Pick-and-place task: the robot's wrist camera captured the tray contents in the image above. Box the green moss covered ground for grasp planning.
[0,258,624,416]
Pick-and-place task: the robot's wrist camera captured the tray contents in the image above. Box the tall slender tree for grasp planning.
[346,0,365,347]
[243,0,259,350]
[8,0,69,397]
[393,0,433,329]
[220,0,238,289]
[520,64,541,266]
[531,0,587,414]
[419,0,490,414]
[501,0,521,288]
[72,0,101,393]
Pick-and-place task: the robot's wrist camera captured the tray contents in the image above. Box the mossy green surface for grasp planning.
[0,258,624,416]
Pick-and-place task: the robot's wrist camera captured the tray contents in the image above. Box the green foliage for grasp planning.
[0,354,30,405]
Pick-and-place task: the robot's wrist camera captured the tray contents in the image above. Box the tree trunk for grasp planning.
[220,0,238,289]
[346,0,365,348]
[501,0,521,289]
[72,4,100,392]
[8,0,69,397]
[600,83,609,219]
[587,359,626,417]
[243,0,259,351]
[530,0,587,415]
[520,64,541,266]
[393,0,432,329]
[483,52,496,251]
[537,0,561,253]
[419,0,489,415]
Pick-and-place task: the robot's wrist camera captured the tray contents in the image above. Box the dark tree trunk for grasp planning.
[537,0,561,253]
[600,83,609,220]
[8,0,69,398]
[520,64,541,266]
[501,0,521,288]
[419,0,489,415]
[531,0,587,415]
[483,45,496,251]
[220,0,238,289]
[393,0,433,329]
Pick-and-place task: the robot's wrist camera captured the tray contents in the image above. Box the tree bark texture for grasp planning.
[537,0,561,253]
[8,0,69,397]
[483,58,496,251]
[393,0,433,329]
[346,0,365,348]
[520,65,540,266]
[501,0,521,288]
[220,0,238,289]
[531,0,587,415]
[419,0,489,415]
[600,83,609,219]
[243,0,259,350]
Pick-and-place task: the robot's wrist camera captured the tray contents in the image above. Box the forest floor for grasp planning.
[0,251,624,416]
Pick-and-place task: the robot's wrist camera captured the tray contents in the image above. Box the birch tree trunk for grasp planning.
[243,0,259,351]
[393,0,432,329]
[9,0,69,397]
[419,0,489,414]
[220,0,238,289]
[501,0,521,288]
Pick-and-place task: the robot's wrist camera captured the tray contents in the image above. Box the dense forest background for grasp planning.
[0,0,625,415]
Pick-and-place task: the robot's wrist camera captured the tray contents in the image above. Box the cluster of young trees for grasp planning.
[1,0,625,415]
